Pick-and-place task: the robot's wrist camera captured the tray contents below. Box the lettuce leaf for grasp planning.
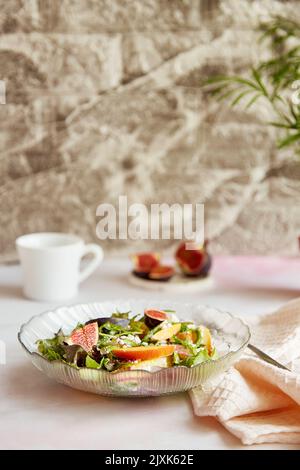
[85,355,101,369]
[37,338,64,362]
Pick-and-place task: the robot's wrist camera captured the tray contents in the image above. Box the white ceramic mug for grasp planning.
[16,233,104,302]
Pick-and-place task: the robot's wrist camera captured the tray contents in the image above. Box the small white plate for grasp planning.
[128,273,214,292]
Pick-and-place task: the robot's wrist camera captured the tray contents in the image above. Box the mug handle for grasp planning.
[79,244,103,283]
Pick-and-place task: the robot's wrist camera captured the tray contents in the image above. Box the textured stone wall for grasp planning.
[1,0,300,261]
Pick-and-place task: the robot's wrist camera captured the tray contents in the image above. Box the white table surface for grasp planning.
[1,255,300,450]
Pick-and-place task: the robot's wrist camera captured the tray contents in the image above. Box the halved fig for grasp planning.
[144,308,169,328]
[112,344,175,361]
[68,322,98,353]
[152,323,181,341]
[132,252,160,278]
[175,241,212,277]
[148,265,175,282]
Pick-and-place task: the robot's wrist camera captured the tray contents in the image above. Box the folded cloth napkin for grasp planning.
[190,298,300,445]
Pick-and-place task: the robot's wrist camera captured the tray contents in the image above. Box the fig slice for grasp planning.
[152,324,181,341]
[174,344,190,359]
[148,265,175,281]
[144,308,169,328]
[132,252,160,276]
[145,309,169,321]
[68,322,98,353]
[112,345,175,361]
[175,241,212,277]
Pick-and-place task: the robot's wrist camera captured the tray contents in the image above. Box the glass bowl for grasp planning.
[18,299,250,397]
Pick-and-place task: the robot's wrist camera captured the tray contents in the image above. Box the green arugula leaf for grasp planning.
[111,311,131,319]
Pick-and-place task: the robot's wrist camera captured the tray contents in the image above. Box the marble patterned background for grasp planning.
[1,0,300,262]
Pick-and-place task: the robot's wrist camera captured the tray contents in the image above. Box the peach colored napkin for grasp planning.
[190,298,300,445]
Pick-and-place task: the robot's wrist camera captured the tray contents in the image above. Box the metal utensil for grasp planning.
[248,343,291,372]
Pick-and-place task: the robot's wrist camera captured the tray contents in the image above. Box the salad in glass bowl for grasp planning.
[37,308,218,373]
[19,300,250,396]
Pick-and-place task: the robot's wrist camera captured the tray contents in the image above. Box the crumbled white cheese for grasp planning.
[118,334,141,345]
[169,313,180,322]
[127,334,137,341]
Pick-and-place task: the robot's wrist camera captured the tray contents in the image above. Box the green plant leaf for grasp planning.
[245,93,263,109]
[201,15,300,154]
[251,68,269,96]
[230,90,254,106]
[277,132,300,148]
[216,87,244,102]
[268,121,294,129]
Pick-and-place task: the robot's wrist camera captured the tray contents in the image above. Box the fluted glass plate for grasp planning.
[18,299,250,397]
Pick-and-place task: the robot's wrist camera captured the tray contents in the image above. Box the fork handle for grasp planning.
[247,343,291,372]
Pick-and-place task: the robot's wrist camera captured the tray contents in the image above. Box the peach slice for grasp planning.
[152,323,181,341]
[119,356,173,371]
[176,330,197,343]
[199,325,212,354]
[112,344,175,361]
